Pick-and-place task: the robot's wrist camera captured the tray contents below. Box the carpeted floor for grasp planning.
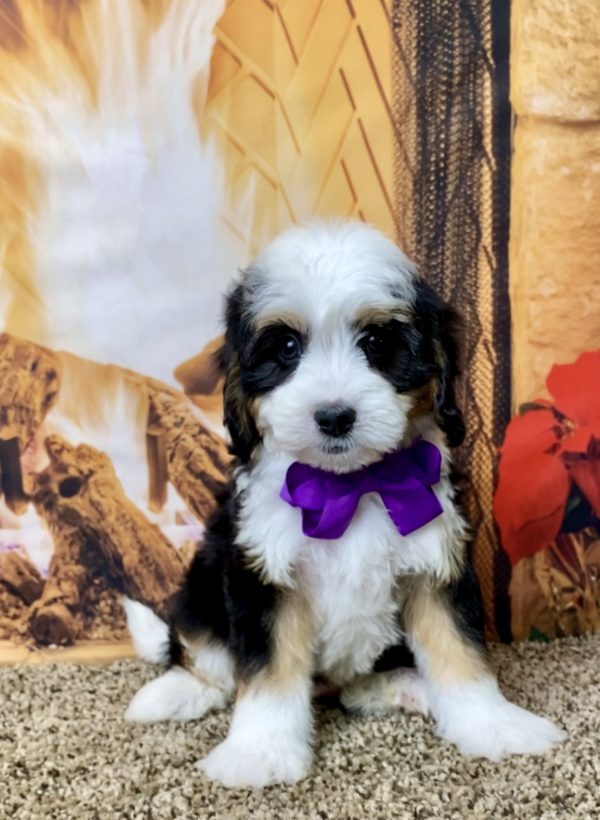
[1,636,599,820]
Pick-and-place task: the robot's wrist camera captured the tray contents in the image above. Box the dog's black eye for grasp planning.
[363,329,386,356]
[359,325,390,359]
[277,333,301,366]
[249,325,304,373]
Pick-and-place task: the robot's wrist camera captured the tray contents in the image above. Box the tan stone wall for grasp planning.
[510,0,600,405]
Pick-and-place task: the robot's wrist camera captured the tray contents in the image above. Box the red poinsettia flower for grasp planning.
[494,350,600,565]
[548,352,600,453]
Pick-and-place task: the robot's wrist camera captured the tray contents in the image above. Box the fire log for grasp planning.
[0,333,60,513]
[146,386,229,521]
[29,435,185,645]
[0,550,44,605]
[173,337,225,427]
[52,351,230,520]
[27,527,85,645]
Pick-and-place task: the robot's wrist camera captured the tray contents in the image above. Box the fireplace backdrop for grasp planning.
[1,0,599,660]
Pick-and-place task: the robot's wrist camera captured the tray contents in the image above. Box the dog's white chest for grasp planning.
[298,495,402,683]
[237,450,461,684]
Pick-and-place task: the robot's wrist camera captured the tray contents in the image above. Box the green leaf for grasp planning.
[528,626,550,643]
[518,402,550,416]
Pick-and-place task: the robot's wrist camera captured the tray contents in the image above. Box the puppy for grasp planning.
[124,221,565,788]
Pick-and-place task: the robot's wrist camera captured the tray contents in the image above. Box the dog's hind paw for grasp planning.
[341,668,429,716]
[125,668,227,723]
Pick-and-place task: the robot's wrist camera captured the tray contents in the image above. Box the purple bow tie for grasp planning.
[280,439,443,540]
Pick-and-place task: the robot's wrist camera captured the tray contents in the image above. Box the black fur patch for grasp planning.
[354,279,465,448]
[358,319,434,393]
[171,480,280,680]
[413,279,466,447]
[240,323,305,395]
[216,284,261,463]
[445,557,486,648]
[372,637,416,673]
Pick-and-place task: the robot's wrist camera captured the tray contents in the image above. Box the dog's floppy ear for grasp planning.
[216,283,261,463]
[414,279,465,448]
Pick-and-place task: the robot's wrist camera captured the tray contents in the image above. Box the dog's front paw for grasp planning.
[197,735,312,789]
[433,679,566,761]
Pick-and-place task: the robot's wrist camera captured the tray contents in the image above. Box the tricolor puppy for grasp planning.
[124,221,565,788]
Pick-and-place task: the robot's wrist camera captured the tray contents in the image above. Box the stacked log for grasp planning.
[173,335,225,426]
[145,383,229,521]
[0,551,44,641]
[0,333,230,648]
[28,436,186,645]
[0,334,60,513]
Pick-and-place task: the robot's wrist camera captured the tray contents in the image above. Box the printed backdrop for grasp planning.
[0,0,598,661]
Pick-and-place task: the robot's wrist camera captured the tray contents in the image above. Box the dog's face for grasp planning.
[219,222,464,471]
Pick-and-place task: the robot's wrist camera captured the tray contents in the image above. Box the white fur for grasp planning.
[125,667,228,723]
[248,221,417,328]
[426,676,567,760]
[198,685,312,789]
[122,598,170,664]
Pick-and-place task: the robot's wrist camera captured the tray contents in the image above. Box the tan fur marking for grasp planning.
[269,589,314,690]
[224,356,261,458]
[238,590,313,696]
[173,632,195,673]
[407,380,436,420]
[254,313,308,333]
[404,580,489,687]
[224,357,253,428]
[354,306,412,328]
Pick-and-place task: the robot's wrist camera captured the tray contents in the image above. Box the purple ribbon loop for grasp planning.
[280,439,443,540]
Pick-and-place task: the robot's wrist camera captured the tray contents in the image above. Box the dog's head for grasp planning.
[217,221,464,471]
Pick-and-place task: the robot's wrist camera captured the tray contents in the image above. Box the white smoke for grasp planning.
[2,0,236,383]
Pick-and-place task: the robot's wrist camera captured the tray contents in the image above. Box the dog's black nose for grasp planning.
[314,405,356,438]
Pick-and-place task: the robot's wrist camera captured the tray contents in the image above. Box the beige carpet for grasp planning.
[1,636,599,820]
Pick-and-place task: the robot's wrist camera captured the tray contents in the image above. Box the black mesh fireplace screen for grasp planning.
[392,0,512,639]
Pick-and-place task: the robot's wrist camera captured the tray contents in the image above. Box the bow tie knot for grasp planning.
[280,440,443,540]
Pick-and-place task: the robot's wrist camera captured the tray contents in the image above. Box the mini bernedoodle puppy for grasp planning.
[124,221,566,788]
